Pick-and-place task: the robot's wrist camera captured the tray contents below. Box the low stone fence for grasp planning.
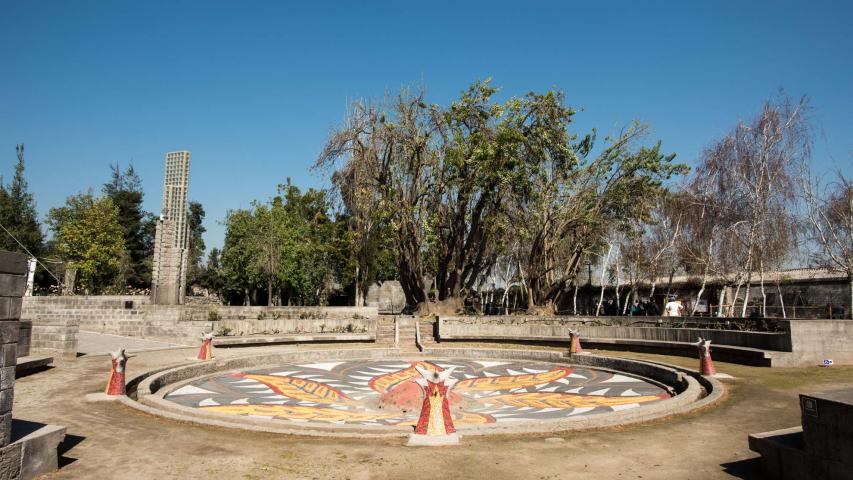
[437,315,853,367]
[438,315,791,351]
[21,297,379,350]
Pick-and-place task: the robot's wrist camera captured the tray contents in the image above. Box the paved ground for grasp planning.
[76,331,188,355]
[14,343,853,480]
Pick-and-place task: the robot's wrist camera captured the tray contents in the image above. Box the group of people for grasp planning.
[598,296,686,317]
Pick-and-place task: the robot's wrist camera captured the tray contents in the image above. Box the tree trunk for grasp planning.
[267,278,273,307]
[717,286,727,317]
[732,281,742,318]
[777,282,786,319]
[741,276,752,317]
[692,280,706,316]
[596,244,614,317]
[849,276,853,320]
[354,265,361,307]
[573,283,578,315]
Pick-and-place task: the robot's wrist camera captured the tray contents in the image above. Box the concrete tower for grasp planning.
[151,151,191,305]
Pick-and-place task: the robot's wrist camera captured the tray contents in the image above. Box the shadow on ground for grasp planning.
[58,434,86,468]
[720,457,763,479]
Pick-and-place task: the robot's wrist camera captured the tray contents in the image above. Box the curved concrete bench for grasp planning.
[436,333,775,366]
[214,333,374,347]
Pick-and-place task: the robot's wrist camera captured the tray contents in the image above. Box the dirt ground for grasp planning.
[15,345,853,480]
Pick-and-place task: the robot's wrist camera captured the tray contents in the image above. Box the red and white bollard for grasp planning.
[105,349,132,396]
[695,337,716,376]
[197,332,215,360]
[568,329,584,355]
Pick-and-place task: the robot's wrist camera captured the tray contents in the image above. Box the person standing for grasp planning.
[644,298,659,316]
[664,295,685,317]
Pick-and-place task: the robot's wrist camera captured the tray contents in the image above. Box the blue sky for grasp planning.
[2,1,851,252]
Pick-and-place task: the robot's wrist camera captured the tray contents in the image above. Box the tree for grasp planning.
[0,144,44,256]
[220,209,259,305]
[47,193,126,293]
[186,201,206,289]
[802,169,853,318]
[509,120,684,313]
[688,94,807,316]
[199,247,224,297]
[102,163,153,288]
[218,182,343,306]
[318,80,684,314]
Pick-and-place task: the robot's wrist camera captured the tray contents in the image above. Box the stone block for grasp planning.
[0,368,14,391]
[0,413,11,448]
[15,422,66,480]
[0,276,25,299]
[3,300,20,323]
[0,442,21,480]
[0,252,27,276]
[0,346,14,368]
[0,324,18,346]
[800,389,853,464]
[0,390,11,416]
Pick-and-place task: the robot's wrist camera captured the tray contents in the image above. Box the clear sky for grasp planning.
[2,1,851,252]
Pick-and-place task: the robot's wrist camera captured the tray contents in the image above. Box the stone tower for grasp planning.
[151,151,190,305]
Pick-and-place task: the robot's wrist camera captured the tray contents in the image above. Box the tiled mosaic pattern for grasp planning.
[165,359,670,427]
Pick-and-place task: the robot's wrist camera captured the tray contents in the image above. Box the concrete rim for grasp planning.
[120,347,724,438]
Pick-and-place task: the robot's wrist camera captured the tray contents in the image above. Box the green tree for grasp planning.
[199,247,224,297]
[0,144,44,256]
[47,193,126,293]
[102,163,153,288]
[186,201,206,289]
[318,79,685,313]
[220,209,259,305]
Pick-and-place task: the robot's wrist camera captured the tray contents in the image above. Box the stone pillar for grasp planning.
[0,252,27,448]
[151,218,187,305]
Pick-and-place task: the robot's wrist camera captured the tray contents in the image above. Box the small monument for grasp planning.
[105,349,132,396]
[568,328,584,355]
[407,365,460,446]
[695,337,716,376]
[197,332,214,361]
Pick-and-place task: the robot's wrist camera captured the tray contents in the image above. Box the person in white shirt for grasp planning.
[664,296,684,317]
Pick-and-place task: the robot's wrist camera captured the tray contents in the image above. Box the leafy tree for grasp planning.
[220,209,259,305]
[0,144,44,256]
[199,247,224,297]
[47,193,126,293]
[318,79,683,313]
[186,201,206,289]
[102,163,153,288]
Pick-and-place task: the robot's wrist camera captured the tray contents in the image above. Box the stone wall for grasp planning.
[0,251,26,473]
[439,315,792,351]
[438,315,853,367]
[21,297,378,347]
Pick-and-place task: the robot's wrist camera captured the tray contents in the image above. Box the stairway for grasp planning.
[396,316,419,352]
[376,318,396,345]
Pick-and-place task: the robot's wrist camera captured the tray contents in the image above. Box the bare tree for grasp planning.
[687,93,808,317]
[802,168,853,318]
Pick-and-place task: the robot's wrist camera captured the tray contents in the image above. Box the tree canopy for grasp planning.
[0,144,44,256]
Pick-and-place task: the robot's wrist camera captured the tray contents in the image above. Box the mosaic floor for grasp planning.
[164,359,671,427]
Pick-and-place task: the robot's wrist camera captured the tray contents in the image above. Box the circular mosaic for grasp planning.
[164,359,671,427]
